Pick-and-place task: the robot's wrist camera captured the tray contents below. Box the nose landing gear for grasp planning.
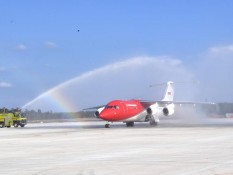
[105,123,110,128]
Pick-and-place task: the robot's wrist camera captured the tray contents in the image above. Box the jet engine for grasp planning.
[146,103,175,117]
[94,106,105,118]
[164,103,175,116]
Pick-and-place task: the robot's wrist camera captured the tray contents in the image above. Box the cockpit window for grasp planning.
[106,105,120,109]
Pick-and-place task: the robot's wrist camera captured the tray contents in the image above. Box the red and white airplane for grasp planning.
[92,81,175,128]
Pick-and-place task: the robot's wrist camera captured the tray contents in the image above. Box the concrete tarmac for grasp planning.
[1,119,233,175]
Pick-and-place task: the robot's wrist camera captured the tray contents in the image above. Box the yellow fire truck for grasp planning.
[0,113,13,128]
[0,108,27,128]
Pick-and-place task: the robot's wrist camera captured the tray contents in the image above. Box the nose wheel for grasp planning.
[105,123,110,128]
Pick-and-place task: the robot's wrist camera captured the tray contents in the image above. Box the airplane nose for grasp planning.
[99,110,117,121]
[99,110,111,120]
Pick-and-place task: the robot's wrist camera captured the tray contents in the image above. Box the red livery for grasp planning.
[92,81,175,128]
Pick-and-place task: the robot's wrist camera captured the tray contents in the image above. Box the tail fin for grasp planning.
[161,81,174,101]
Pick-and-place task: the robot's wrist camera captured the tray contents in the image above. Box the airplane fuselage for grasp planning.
[99,100,152,122]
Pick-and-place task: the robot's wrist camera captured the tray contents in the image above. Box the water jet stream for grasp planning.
[22,56,195,113]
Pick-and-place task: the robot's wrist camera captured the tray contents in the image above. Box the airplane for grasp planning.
[91,81,175,128]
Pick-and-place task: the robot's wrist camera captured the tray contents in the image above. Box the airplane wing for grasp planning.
[172,101,216,106]
[83,105,106,111]
[141,100,215,105]
[141,100,174,108]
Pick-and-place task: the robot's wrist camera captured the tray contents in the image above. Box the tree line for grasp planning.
[22,109,97,122]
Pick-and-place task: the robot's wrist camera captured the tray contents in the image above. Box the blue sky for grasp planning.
[1,1,233,111]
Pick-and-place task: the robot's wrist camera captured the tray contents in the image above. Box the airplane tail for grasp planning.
[161,81,174,101]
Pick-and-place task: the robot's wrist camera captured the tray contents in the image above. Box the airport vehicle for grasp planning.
[88,81,175,128]
[12,110,27,127]
[0,113,13,128]
[0,108,27,127]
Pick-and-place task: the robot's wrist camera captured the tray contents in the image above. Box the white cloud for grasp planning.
[16,44,28,51]
[44,41,57,48]
[0,82,12,88]
[208,45,233,55]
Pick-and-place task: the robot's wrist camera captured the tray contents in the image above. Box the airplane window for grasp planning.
[105,105,119,109]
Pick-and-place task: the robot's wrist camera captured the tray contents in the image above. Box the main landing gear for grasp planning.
[149,115,159,126]
[126,122,134,127]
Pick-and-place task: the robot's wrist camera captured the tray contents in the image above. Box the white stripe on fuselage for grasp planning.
[122,110,147,122]
[126,104,137,107]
